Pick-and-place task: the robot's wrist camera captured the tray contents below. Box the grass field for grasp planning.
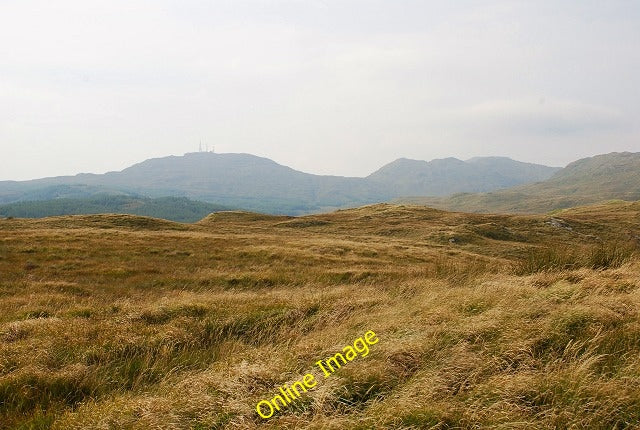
[1,202,640,429]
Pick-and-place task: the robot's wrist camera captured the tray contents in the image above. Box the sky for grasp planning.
[1,0,640,180]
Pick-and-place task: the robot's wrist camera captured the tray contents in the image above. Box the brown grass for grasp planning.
[1,203,640,429]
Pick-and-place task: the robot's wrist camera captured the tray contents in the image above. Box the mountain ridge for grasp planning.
[0,152,559,215]
[401,151,640,213]
[367,155,559,196]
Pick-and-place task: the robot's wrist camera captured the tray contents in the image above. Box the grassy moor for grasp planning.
[1,202,640,429]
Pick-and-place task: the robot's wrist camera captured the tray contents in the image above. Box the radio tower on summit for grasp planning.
[197,140,214,153]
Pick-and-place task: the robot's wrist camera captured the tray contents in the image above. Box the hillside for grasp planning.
[0,153,558,215]
[0,195,232,223]
[367,156,559,196]
[403,152,640,213]
[0,153,388,214]
[1,202,640,428]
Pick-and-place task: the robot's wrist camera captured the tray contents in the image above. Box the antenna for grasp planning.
[199,141,202,152]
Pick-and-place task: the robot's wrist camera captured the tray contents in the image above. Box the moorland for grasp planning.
[1,201,640,429]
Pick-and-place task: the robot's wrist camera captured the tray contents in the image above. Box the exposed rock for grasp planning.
[546,217,573,231]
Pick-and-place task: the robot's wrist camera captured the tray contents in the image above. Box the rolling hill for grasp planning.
[402,152,640,213]
[367,156,559,196]
[0,195,232,223]
[1,201,639,428]
[0,152,558,215]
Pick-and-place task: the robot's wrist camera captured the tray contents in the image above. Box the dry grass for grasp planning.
[1,203,640,429]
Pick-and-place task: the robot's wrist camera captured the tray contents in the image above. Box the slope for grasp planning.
[1,202,639,428]
[403,152,640,213]
[0,195,232,223]
[0,152,558,215]
[368,156,559,196]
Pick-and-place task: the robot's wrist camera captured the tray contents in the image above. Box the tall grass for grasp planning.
[1,206,640,429]
[517,242,636,275]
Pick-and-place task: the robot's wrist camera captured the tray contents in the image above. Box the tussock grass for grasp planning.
[517,242,637,275]
[1,204,640,428]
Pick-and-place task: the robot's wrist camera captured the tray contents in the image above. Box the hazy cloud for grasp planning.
[1,1,639,179]
[445,98,628,137]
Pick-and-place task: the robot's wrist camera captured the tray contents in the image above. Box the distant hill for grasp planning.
[367,156,559,196]
[0,195,231,222]
[0,153,560,215]
[402,152,640,213]
[0,183,136,204]
[0,153,390,214]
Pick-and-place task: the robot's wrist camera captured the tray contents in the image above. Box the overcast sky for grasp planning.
[2,0,639,180]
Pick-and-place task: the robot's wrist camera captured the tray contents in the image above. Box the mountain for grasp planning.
[0,195,232,223]
[402,152,640,213]
[367,156,559,196]
[107,152,389,212]
[0,152,559,215]
[0,153,387,214]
